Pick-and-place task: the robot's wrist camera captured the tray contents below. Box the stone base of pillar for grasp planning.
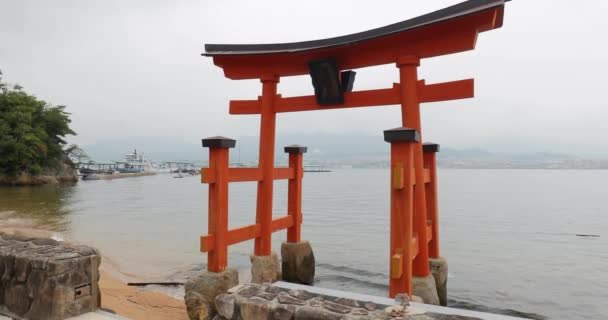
[184,268,239,320]
[280,240,316,285]
[429,257,448,306]
[412,274,440,305]
[250,251,281,283]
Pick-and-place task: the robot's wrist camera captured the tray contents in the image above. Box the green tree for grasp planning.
[0,70,76,176]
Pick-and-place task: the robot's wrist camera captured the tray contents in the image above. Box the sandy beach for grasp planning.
[99,270,188,320]
[0,224,188,320]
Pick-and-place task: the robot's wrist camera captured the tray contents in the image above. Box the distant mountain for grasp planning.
[80,134,606,169]
[82,137,205,163]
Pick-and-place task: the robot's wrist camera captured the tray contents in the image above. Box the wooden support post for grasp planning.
[397,56,430,277]
[255,74,279,256]
[385,127,419,298]
[284,145,307,243]
[423,143,440,258]
[201,136,236,272]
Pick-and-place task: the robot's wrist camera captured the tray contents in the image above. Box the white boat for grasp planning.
[114,149,156,173]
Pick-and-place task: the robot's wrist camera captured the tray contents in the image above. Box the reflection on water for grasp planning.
[0,184,76,231]
[0,170,607,320]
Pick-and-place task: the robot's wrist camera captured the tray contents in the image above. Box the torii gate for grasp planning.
[200,0,507,302]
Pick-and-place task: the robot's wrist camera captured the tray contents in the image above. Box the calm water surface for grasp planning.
[1,169,606,320]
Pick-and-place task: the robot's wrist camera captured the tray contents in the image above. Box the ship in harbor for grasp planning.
[79,149,158,180]
[114,149,154,173]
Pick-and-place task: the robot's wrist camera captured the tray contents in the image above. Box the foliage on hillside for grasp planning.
[0,70,76,177]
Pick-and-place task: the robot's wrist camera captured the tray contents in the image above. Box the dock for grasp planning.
[303,165,331,173]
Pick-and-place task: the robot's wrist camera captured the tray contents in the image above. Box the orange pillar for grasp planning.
[202,136,235,272]
[397,56,430,277]
[423,143,440,258]
[385,127,419,297]
[255,74,279,256]
[285,145,306,243]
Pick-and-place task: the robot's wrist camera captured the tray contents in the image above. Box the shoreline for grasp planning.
[0,224,188,320]
[99,270,188,320]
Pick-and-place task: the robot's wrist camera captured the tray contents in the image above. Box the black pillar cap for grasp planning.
[383,127,420,143]
[423,142,440,153]
[284,145,308,154]
[202,136,236,149]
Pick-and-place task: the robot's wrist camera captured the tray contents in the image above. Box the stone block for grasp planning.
[240,297,271,320]
[250,252,280,284]
[412,275,440,305]
[215,293,236,319]
[204,282,481,320]
[280,241,315,285]
[429,257,448,306]
[184,268,239,320]
[0,234,101,320]
[271,304,296,320]
[294,306,342,320]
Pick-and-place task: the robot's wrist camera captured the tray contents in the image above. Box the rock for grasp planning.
[326,297,361,308]
[265,286,283,294]
[288,289,315,301]
[351,308,369,316]
[237,284,262,298]
[363,302,376,311]
[184,291,209,320]
[411,295,424,303]
[184,269,239,320]
[271,304,296,320]
[429,257,448,306]
[322,300,351,314]
[14,256,30,282]
[251,252,281,284]
[384,305,406,317]
[294,306,343,320]
[5,284,31,315]
[257,291,278,300]
[281,241,315,285]
[31,238,58,246]
[412,275,440,305]
[308,298,324,308]
[277,292,305,305]
[240,297,271,320]
[215,293,237,319]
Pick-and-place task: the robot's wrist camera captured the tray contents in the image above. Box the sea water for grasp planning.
[1,169,606,320]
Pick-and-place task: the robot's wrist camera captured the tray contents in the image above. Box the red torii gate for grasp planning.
[200,0,507,299]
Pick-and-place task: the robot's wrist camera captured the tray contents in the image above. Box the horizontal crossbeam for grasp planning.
[229,79,474,115]
[200,215,295,252]
[201,167,295,184]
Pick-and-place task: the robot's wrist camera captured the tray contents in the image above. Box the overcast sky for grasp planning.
[1,0,607,156]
